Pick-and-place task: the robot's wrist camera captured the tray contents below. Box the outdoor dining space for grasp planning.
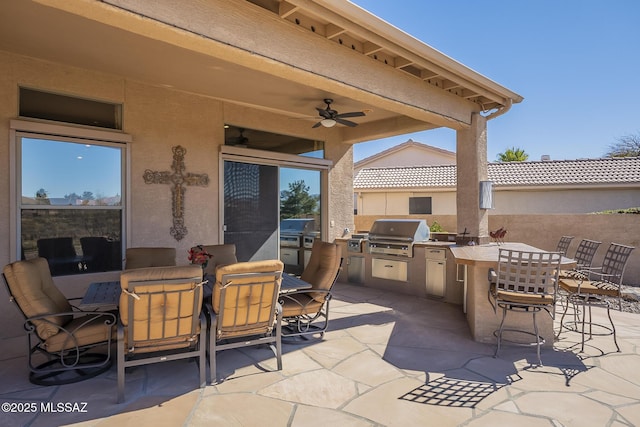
[1,239,640,426]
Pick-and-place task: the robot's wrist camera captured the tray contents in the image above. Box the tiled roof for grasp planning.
[354,157,640,189]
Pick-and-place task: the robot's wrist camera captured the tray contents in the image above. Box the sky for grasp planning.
[22,138,122,200]
[350,0,640,163]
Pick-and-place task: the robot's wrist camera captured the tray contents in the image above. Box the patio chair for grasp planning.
[488,249,562,366]
[189,244,238,277]
[555,235,574,256]
[124,247,176,270]
[558,239,601,280]
[2,258,116,385]
[557,242,635,352]
[117,264,206,403]
[208,259,284,384]
[279,240,342,339]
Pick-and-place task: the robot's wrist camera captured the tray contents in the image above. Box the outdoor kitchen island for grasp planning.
[450,242,577,346]
[337,220,464,305]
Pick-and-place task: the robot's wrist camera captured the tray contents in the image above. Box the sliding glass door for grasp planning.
[223,160,279,261]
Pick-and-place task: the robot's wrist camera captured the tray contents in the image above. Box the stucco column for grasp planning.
[456,113,489,244]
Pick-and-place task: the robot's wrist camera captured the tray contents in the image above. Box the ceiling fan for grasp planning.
[312,98,365,128]
[225,127,249,146]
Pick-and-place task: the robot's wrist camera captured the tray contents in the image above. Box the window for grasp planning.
[17,132,126,275]
[409,197,432,214]
[19,87,122,130]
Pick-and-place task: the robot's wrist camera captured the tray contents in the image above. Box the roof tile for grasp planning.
[354,157,640,189]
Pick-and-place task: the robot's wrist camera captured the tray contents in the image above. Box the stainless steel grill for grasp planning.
[368,219,430,258]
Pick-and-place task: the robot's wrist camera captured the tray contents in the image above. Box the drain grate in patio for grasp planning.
[399,376,506,408]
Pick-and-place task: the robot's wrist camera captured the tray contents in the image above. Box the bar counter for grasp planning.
[450,242,576,346]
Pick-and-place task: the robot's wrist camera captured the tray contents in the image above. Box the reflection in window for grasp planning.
[19,136,124,275]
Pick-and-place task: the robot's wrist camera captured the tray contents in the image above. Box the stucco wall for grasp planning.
[358,187,640,215]
[0,51,354,337]
[354,145,456,175]
[357,191,457,216]
[355,214,640,285]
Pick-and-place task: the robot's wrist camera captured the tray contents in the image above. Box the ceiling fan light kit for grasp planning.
[320,118,336,127]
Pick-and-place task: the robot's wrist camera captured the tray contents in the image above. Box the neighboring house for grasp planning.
[354,139,456,176]
[354,157,640,215]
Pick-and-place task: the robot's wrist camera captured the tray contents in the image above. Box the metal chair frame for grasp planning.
[208,269,283,384]
[117,275,206,403]
[557,243,635,352]
[280,258,343,339]
[555,236,574,256]
[2,271,115,386]
[488,249,562,366]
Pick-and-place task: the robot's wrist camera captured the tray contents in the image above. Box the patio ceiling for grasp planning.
[0,0,522,144]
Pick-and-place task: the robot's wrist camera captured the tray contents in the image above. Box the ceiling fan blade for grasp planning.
[335,111,365,119]
[312,121,323,128]
[335,118,358,127]
[316,107,332,119]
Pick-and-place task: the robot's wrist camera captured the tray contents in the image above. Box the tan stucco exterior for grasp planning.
[357,187,640,215]
[354,140,456,176]
[0,0,521,337]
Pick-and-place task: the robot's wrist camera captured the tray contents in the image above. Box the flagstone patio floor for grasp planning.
[1,281,639,427]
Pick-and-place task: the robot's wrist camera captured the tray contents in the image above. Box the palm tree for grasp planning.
[497,147,529,162]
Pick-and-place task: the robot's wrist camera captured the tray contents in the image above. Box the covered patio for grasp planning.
[2,281,639,426]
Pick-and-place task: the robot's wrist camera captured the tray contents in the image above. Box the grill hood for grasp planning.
[368,219,430,242]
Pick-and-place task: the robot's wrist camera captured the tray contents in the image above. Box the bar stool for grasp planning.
[488,249,562,366]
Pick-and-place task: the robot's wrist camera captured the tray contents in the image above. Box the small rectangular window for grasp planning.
[409,197,432,214]
[19,87,122,129]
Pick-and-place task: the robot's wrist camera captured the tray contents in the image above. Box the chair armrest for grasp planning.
[25,311,116,338]
[278,290,332,315]
[587,270,621,283]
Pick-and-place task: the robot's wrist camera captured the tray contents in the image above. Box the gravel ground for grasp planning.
[615,286,640,314]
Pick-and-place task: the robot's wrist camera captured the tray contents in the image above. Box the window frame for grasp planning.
[10,119,131,266]
[409,196,433,215]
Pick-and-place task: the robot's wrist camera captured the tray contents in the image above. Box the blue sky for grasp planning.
[22,138,122,199]
[351,0,640,163]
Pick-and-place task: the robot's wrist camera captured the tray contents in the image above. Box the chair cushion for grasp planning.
[300,240,341,302]
[125,247,176,270]
[191,244,238,276]
[280,293,324,317]
[560,278,619,297]
[44,314,115,353]
[490,283,554,306]
[557,269,588,280]
[3,258,73,340]
[213,259,283,314]
[119,265,204,344]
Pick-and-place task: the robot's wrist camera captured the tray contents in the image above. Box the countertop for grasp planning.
[450,242,576,267]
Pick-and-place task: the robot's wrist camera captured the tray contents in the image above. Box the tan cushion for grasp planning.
[300,240,341,302]
[119,265,204,345]
[3,258,73,340]
[557,269,588,280]
[125,247,176,270]
[560,278,619,297]
[44,314,115,353]
[280,293,324,317]
[213,260,283,339]
[190,244,238,276]
[490,282,554,306]
[213,259,283,313]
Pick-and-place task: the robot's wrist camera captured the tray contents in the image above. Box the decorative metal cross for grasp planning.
[143,145,209,241]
